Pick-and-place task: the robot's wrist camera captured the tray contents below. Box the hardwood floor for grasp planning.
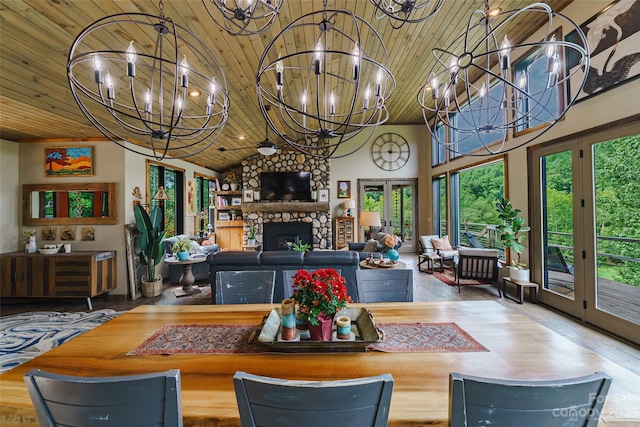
[2,253,640,376]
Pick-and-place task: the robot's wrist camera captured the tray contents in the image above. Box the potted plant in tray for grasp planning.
[172,237,193,261]
[291,268,352,341]
[134,204,166,297]
[496,196,531,282]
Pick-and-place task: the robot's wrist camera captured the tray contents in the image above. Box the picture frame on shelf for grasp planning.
[218,212,230,221]
[318,189,329,202]
[243,189,254,202]
[231,197,242,206]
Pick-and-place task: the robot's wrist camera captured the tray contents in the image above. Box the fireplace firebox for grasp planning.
[263,222,313,251]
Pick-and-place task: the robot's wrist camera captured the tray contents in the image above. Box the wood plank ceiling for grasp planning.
[0,0,572,172]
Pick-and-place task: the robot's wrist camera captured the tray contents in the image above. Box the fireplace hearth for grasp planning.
[263,222,313,251]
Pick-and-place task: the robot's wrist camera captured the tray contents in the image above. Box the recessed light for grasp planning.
[238,135,246,140]
[488,7,502,17]
[188,89,201,97]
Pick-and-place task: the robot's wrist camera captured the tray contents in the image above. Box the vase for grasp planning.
[308,312,333,341]
[177,251,190,261]
[25,236,37,253]
[386,248,400,261]
[230,183,238,191]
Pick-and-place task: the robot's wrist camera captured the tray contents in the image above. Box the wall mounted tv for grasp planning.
[260,172,312,201]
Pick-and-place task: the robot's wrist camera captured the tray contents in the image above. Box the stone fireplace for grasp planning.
[240,151,332,249]
[263,222,313,251]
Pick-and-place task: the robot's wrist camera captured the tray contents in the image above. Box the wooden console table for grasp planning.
[0,251,116,309]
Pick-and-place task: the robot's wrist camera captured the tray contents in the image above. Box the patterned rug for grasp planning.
[434,268,488,287]
[0,310,122,374]
[127,322,488,355]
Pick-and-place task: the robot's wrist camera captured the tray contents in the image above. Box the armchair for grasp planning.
[454,248,501,295]
[418,235,458,262]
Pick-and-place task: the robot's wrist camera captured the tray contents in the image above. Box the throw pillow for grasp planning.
[363,239,381,253]
[431,235,453,251]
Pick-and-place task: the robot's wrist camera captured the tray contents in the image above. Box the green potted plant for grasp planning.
[134,204,166,297]
[496,196,531,282]
[172,237,193,261]
[247,224,257,246]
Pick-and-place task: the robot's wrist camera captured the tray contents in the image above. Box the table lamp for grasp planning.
[343,199,356,217]
[359,210,381,241]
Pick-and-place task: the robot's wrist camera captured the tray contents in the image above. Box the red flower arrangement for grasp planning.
[291,268,352,326]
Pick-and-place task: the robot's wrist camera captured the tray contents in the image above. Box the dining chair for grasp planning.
[23,368,182,427]
[233,371,394,427]
[215,270,276,304]
[282,268,341,299]
[356,269,413,302]
[449,371,612,427]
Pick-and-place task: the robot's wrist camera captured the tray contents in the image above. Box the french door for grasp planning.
[358,179,417,253]
[530,122,640,344]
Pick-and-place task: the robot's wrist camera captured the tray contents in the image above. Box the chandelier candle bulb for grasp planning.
[336,316,351,340]
[126,41,136,77]
[545,35,557,72]
[499,36,511,70]
[281,299,296,341]
[314,41,323,75]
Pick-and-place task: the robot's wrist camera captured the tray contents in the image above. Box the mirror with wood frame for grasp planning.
[23,183,117,225]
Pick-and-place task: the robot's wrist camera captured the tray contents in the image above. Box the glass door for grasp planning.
[531,125,640,344]
[359,179,417,253]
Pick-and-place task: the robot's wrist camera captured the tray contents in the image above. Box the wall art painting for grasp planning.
[566,0,640,102]
[187,178,197,216]
[337,181,350,198]
[45,146,94,177]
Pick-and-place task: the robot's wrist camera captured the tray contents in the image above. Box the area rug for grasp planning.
[126,322,488,355]
[434,268,487,287]
[0,310,122,374]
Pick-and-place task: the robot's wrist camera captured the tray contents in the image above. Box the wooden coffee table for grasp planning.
[164,255,208,297]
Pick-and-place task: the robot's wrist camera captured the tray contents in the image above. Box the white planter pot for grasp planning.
[247,239,256,246]
[510,268,530,283]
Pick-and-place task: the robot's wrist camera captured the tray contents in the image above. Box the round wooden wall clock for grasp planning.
[371,133,410,171]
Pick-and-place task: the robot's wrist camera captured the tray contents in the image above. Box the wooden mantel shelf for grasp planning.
[241,202,330,213]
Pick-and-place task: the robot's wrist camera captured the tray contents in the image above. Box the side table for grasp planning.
[165,255,208,297]
[502,277,539,304]
[418,253,443,274]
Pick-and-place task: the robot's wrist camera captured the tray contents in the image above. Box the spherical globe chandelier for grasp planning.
[418,1,589,157]
[202,0,282,36]
[256,1,396,159]
[67,1,230,160]
[369,0,445,29]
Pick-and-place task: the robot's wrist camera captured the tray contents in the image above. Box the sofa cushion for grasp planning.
[363,239,381,252]
[261,251,305,265]
[209,250,261,266]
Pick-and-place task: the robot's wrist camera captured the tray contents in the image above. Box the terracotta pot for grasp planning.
[308,312,333,341]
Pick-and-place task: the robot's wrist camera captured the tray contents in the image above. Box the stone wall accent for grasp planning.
[241,151,332,249]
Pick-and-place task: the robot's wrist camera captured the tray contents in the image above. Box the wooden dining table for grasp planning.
[1,301,639,426]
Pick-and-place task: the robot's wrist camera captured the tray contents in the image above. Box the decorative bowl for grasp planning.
[38,248,59,255]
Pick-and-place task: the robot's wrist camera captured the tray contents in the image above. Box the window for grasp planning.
[450,160,504,249]
[194,174,216,236]
[147,161,184,237]
[513,30,563,135]
[431,121,447,166]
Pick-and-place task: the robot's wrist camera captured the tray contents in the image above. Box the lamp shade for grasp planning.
[359,211,381,228]
[343,199,356,210]
[152,186,169,201]
[257,141,277,156]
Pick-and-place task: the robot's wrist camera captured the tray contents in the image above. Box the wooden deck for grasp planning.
[548,271,640,323]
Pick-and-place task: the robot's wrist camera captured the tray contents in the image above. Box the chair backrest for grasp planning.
[419,235,439,254]
[456,248,499,281]
[449,371,612,427]
[282,269,341,299]
[215,270,276,304]
[233,371,394,427]
[462,231,485,248]
[23,368,182,427]
[356,269,413,302]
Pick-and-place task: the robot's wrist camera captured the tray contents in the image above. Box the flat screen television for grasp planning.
[260,172,312,201]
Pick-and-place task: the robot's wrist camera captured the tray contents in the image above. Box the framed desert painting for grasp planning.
[45,146,94,177]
